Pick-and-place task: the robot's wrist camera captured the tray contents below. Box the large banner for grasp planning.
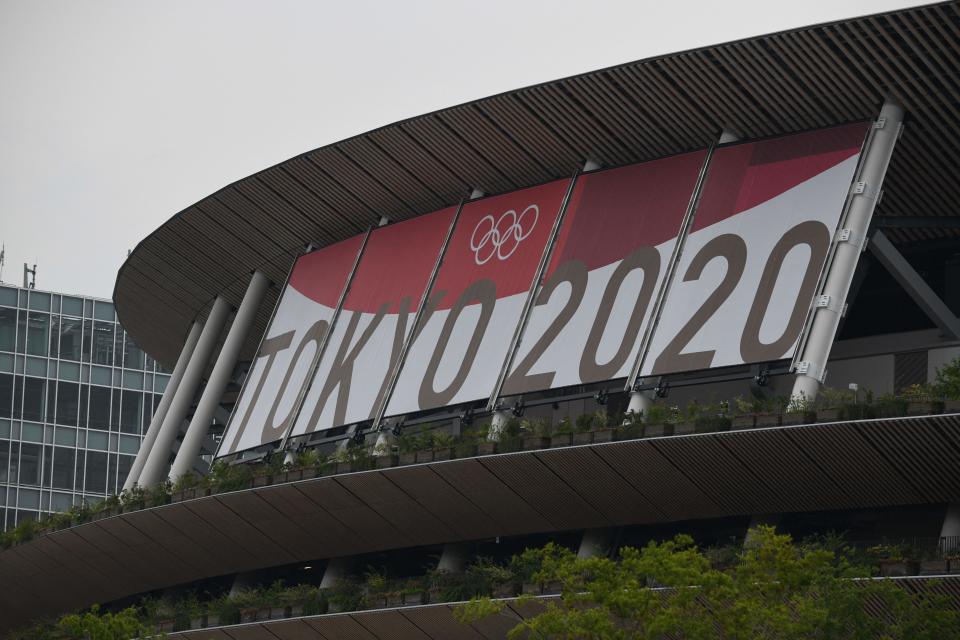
[291,207,456,435]
[385,180,571,416]
[639,123,869,376]
[502,151,707,395]
[220,236,364,455]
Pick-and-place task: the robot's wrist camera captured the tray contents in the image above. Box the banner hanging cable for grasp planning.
[487,165,582,411]
[276,229,372,453]
[372,199,466,432]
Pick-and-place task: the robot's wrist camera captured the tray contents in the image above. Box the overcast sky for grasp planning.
[0,0,925,299]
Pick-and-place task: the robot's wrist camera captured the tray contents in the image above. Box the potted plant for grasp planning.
[497,418,524,453]
[470,423,496,456]
[933,356,960,412]
[754,396,783,428]
[373,441,398,469]
[551,416,575,447]
[522,418,551,450]
[415,432,436,463]
[868,543,915,577]
[402,579,426,605]
[901,384,944,416]
[692,401,732,434]
[589,411,615,443]
[207,593,237,626]
[782,393,817,426]
[120,485,147,512]
[171,472,201,502]
[295,448,325,479]
[153,599,177,633]
[642,402,674,437]
[397,432,422,466]
[454,428,480,458]
[432,432,456,461]
[730,396,755,429]
[815,387,850,423]
[618,410,644,440]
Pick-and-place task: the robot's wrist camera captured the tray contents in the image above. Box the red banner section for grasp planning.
[291,207,457,435]
[221,235,364,455]
[640,123,869,376]
[503,151,707,395]
[385,179,571,416]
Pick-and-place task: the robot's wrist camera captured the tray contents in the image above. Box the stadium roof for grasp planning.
[113,1,960,367]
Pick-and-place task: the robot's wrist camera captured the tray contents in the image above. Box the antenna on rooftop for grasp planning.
[23,263,37,289]
[0,244,4,282]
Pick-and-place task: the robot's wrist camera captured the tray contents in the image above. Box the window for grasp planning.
[0,442,9,482]
[94,301,114,322]
[18,443,41,486]
[119,390,142,434]
[90,321,114,366]
[58,317,82,361]
[25,312,48,357]
[81,319,93,363]
[51,447,75,490]
[55,381,79,426]
[88,386,111,429]
[123,338,145,370]
[84,451,108,494]
[0,374,12,419]
[0,307,15,352]
[22,378,45,422]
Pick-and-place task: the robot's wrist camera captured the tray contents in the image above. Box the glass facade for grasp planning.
[0,283,170,530]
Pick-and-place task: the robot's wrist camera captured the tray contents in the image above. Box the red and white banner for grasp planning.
[503,152,707,395]
[385,179,571,416]
[221,236,364,455]
[640,123,869,376]
[291,207,456,435]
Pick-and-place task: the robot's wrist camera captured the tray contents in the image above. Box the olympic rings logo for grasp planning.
[469,204,539,265]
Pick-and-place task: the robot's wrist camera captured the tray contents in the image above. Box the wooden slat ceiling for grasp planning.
[113,2,960,367]
[1,413,959,632]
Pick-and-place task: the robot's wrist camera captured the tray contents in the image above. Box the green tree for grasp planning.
[456,526,960,640]
[57,605,148,640]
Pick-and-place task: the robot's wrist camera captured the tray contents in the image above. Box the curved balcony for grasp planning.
[2,412,960,632]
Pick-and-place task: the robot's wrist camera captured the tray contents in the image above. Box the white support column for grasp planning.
[320,557,352,590]
[578,528,612,558]
[139,296,231,487]
[488,410,510,441]
[437,543,469,573]
[123,321,203,490]
[168,272,270,481]
[792,101,903,404]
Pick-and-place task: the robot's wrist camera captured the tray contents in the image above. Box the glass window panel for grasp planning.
[83,299,93,318]
[48,315,59,358]
[123,339,145,370]
[154,374,170,394]
[107,453,118,494]
[110,389,121,428]
[16,310,26,352]
[0,441,9,482]
[22,378,45,422]
[25,312,48,356]
[54,426,76,447]
[81,319,93,363]
[119,390,142,434]
[51,295,61,315]
[58,316,82,361]
[8,441,19,481]
[19,443,41,485]
[17,290,27,307]
[0,353,13,372]
[13,355,23,374]
[90,365,111,386]
[51,492,72,511]
[43,445,53,485]
[51,447,75,490]
[55,381,79,426]
[0,373,12,419]
[84,451,107,494]
[28,291,50,312]
[117,454,133,489]
[0,306,15,352]
[86,429,108,451]
[58,360,80,381]
[118,434,140,454]
[94,301,114,321]
[80,365,89,384]
[90,321,114,366]
[21,422,43,443]
[79,384,88,428]
[25,356,45,377]
[12,376,22,419]
[88,386,111,429]
[122,370,143,390]
[0,286,17,307]
[18,488,40,509]
[0,418,9,438]
[142,394,158,431]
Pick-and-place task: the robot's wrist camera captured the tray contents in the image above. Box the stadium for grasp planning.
[2,1,960,636]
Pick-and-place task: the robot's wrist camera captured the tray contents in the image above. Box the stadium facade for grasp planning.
[0,282,171,531]
[2,2,960,636]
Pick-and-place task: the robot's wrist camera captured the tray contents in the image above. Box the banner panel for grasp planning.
[386,179,571,416]
[291,207,456,434]
[640,123,869,377]
[219,236,364,456]
[502,151,707,395]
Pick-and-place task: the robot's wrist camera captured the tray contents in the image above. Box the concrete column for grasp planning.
[320,557,352,590]
[123,321,203,490]
[488,410,510,441]
[139,296,231,486]
[168,272,270,481]
[578,528,612,558]
[792,101,903,403]
[437,542,469,573]
[626,391,651,422]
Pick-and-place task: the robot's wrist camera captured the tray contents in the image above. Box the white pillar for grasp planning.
[437,543,469,573]
[320,557,352,590]
[139,296,231,486]
[791,101,903,403]
[123,321,203,490]
[488,410,510,441]
[168,272,270,481]
[626,391,651,422]
[578,529,611,558]
[941,504,960,555]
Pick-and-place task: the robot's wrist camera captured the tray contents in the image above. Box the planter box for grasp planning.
[920,559,949,575]
[283,469,304,483]
[289,604,304,618]
[780,412,813,426]
[644,424,672,437]
[908,400,944,416]
[269,606,288,619]
[543,580,563,595]
[572,431,593,445]
[252,474,273,488]
[300,467,319,480]
[477,442,497,456]
[403,591,424,606]
[433,447,454,461]
[494,582,516,598]
[522,582,541,595]
[375,454,398,469]
[386,593,404,607]
[454,443,478,458]
[335,461,353,475]
[592,428,615,443]
[522,435,550,451]
[949,560,960,575]
[945,399,960,413]
[367,594,388,609]
[754,413,780,428]
[674,422,696,436]
[415,450,435,463]
[399,452,417,466]
[240,608,259,623]
[550,434,574,448]
[731,415,755,429]
[816,408,841,422]
[205,614,219,627]
[156,619,175,633]
[878,560,911,577]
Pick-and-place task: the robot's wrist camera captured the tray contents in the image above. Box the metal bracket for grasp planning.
[853,181,866,195]
[459,406,475,427]
[654,378,670,398]
[837,228,853,243]
[594,389,609,406]
[510,400,525,417]
[754,367,769,387]
[794,360,825,382]
[816,295,831,309]
[874,117,887,129]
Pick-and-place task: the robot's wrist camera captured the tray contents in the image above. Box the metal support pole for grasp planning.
[123,321,203,490]
[437,542,469,573]
[168,272,270,481]
[139,296,231,486]
[791,101,903,403]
